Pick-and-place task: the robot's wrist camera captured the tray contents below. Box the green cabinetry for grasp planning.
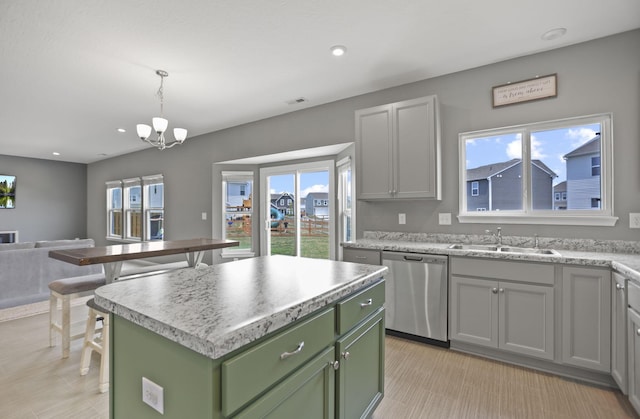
[110,280,385,419]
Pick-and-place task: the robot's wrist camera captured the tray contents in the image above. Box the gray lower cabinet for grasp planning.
[612,272,628,394]
[628,305,640,412]
[342,248,381,265]
[561,266,611,372]
[450,275,554,360]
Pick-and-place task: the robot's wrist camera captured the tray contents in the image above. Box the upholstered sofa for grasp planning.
[0,239,102,309]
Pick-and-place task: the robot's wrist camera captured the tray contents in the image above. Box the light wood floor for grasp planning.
[1,308,637,419]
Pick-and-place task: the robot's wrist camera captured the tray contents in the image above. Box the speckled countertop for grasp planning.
[342,231,640,282]
[94,255,387,360]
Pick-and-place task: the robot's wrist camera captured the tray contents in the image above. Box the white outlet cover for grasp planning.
[201,212,207,221]
[630,213,640,229]
[398,213,406,225]
[439,213,452,225]
[142,377,164,414]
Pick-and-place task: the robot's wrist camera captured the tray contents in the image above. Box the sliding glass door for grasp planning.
[260,161,334,259]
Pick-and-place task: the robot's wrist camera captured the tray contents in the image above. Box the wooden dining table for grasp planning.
[48,238,239,283]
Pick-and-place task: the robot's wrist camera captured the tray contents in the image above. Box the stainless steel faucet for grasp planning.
[485,227,503,246]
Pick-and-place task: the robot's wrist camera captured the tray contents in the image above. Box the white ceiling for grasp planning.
[1,1,639,164]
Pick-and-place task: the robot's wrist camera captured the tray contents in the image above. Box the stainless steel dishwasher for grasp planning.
[382,251,448,346]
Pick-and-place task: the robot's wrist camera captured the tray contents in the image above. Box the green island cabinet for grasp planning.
[110,280,385,419]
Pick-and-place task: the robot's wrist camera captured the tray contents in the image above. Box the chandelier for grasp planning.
[136,70,188,150]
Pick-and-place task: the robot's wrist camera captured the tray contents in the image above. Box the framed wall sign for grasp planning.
[492,74,557,107]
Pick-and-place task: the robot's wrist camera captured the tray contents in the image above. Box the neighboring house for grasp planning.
[271,192,295,215]
[305,192,329,217]
[466,159,557,211]
[553,181,567,210]
[563,135,601,209]
[226,181,252,209]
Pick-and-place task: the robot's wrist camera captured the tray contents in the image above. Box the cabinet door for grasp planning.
[628,308,640,414]
[561,267,611,372]
[393,96,440,199]
[449,276,498,348]
[355,105,393,199]
[233,346,336,419]
[342,248,381,265]
[498,282,554,360]
[336,310,385,419]
[612,272,628,394]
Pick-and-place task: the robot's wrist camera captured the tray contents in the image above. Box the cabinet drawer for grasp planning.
[343,248,381,265]
[450,257,554,285]
[337,280,385,334]
[629,281,640,312]
[221,308,335,416]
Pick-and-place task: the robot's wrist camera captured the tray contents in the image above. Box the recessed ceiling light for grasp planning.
[52,152,60,156]
[541,28,567,41]
[330,45,347,57]
[117,128,126,133]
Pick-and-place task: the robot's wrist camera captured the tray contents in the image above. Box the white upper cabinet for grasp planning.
[355,95,441,200]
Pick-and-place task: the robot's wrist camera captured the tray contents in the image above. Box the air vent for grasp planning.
[286,97,308,105]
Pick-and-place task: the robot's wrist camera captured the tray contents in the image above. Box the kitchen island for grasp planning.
[95,255,387,419]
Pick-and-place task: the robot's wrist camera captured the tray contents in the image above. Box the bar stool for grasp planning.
[80,298,109,393]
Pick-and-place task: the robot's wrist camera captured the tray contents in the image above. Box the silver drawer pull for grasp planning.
[360,298,373,308]
[637,329,640,337]
[280,341,305,360]
[491,288,498,294]
[354,256,367,260]
[617,283,625,290]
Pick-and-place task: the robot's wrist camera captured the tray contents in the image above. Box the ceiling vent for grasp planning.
[286,97,308,105]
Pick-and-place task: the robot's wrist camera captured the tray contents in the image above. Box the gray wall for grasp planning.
[0,155,87,242]
[87,30,640,255]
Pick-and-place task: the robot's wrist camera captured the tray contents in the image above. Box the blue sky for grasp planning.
[269,171,329,197]
[0,175,15,185]
[465,123,600,185]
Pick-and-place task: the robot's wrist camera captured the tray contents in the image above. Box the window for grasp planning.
[337,157,355,250]
[591,156,601,176]
[471,181,479,196]
[143,175,164,241]
[106,181,122,239]
[222,171,254,256]
[106,174,165,242]
[458,114,616,226]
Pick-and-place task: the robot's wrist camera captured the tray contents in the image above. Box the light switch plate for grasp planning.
[439,213,452,225]
[398,213,406,225]
[630,213,640,229]
[201,212,207,221]
[142,377,164,414]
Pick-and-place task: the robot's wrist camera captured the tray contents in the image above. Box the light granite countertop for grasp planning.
[94,255,387,360]
[342,235,640,283]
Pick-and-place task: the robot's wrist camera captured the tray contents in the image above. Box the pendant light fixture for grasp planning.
[136,69,188,150]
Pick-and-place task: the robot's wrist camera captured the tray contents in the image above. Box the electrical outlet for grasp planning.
[201,212,207,221]
[398,213,406,225]
[142,377,164,414]
[438,213,452,225]
[630,213,640,229]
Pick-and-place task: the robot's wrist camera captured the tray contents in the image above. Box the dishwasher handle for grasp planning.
[382,251,448,265]
[403,255,424,262]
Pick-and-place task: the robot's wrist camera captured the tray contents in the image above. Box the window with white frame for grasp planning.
[143,174,164,241]
[337,157,355,247]
[106,180,123,239]
[458,113,616,226]
[106,174,165,242]
[222,171,254,256]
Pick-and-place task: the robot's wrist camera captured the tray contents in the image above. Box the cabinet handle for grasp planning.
[280,341,305,360]
[616,283,625,290]
[360,298,373,308]
[354,256,367,260]
[342,351,351,360]
[499,288,504,293]
[330,360,340,370]
[491,288,498,294]
[637,329,640,336]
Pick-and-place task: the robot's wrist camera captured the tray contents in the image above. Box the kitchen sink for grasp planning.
[448,244,560,256]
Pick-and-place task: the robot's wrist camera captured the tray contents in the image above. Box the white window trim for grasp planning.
[221,171,255,258]
[337,156,355,259]
[106,180,123,240]
[457,113,617,226]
